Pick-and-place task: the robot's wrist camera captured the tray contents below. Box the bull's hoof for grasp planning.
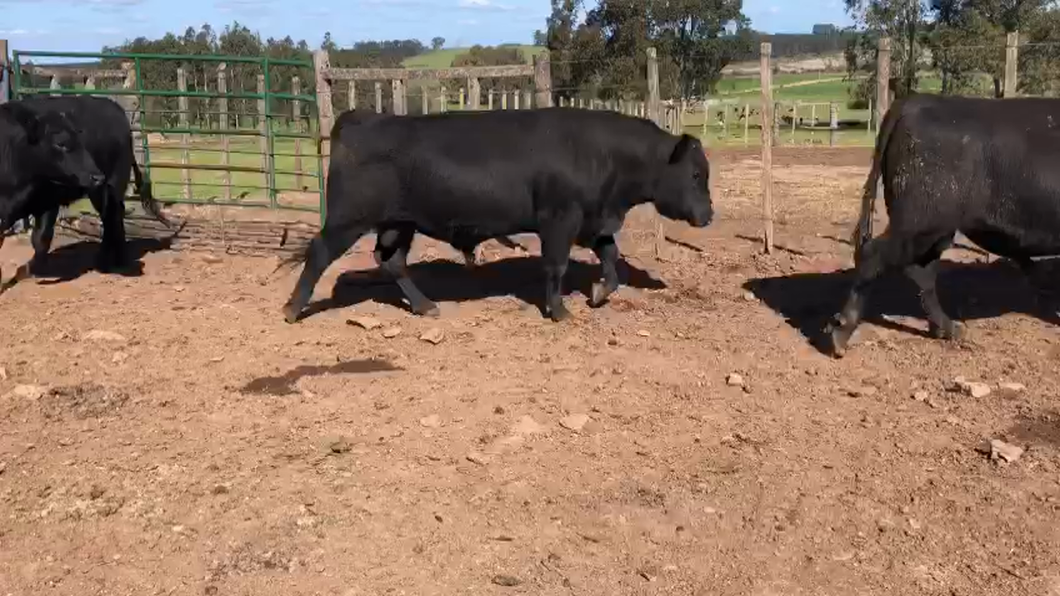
[825,320,851,359]
[461,250,477,268]
[26,258,45,278]
[930,321,967,341]
[548,303,572,322]
[588,283,613,308]
[415,303,441,318]
[282,302,301,324]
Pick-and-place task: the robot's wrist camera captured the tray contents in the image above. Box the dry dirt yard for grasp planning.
[2,148,1060,596]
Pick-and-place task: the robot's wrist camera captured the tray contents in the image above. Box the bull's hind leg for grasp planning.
[539,215,580,322]
[28,208,59,276]
[283,224,368,323]
[904,235,964,340]
[830,230,961,356]
[588,235,619,307]
[375,224,440,317]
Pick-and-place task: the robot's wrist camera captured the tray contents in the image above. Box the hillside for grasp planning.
[402,45,546,69]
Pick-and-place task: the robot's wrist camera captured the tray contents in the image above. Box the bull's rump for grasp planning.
[330,108,662,242]
[884,95,1060,258]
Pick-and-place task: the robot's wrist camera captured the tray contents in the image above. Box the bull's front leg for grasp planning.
[588,235,619,308]
[28,208,59,276]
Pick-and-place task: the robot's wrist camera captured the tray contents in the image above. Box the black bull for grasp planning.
[2,95,171,279]
[0,98,105,282]
[282,107,715,323]
[829,93,1060,356]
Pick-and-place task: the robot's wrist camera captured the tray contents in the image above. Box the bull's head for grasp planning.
[651,133,714,228]
[8,103,105,190]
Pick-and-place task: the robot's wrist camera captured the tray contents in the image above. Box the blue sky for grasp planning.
[0,0,853,57]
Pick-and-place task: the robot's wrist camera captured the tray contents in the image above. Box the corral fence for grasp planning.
[0,43,681,256]
[1,33,1050,258]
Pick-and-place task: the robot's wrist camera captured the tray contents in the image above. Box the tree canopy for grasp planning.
[844,0,1060,105]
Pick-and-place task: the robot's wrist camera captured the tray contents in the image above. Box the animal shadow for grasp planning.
[302,254,666,320]
[29,237,175,284]
[744,258,1060,355]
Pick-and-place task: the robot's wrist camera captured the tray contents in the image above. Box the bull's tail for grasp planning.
[131,157,173,229]
[852,97,902,263]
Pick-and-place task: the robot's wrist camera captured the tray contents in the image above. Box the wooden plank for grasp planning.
[31,66,125,79]
[326,64,532,81]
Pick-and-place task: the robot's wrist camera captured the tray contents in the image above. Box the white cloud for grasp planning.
[458,0,514,12]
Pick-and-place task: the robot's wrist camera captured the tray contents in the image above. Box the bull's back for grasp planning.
[890,95,1060,256]
[335,109,657,238]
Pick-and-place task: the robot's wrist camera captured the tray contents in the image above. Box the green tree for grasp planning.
[431,36,446,50]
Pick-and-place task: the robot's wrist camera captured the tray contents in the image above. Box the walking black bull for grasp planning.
[829,93,1060,356]
[10,95,172,275]
[0,98,104,283]
[282,107,715,323]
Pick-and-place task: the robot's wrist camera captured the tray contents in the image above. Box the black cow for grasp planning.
[283,107,714,323]
[828,93,1060,356]
[14,95,171,274]
[0,99,105,280]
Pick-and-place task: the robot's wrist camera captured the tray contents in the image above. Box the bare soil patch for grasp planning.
[1,146,1059,595]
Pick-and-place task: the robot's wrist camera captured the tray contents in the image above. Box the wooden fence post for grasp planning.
[347,80,356,110]
[459,86,466,109]
[440,85,447,112]
[422,86,429,114]
[313,50,334,218]
[742,103,749,146]
[874,37,891,227]
[292,76,304,190]
[0,38,8,104]
[647,47,660,127]
[1004,31,1019,98]
[177,66,191,200]
[829,101,838,147]
[760,41,774,255]
[513,90,520,110]
[876,37,891,132]
[501,90,508,110]
[375,81,383,114]
[533,52,552,108]
[469,77,481,109]
[121,62,144,167]
[647,46,665,259]
[488,89,494,110]
[217,63,231,202]
[392,79,405,115]
[257,73,270,197]
[469,77,481,110]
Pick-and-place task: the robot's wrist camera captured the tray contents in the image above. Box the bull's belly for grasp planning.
[962,226,1060,259]
[415,223,534,249]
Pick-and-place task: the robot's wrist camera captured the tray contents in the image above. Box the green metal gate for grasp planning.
[10,50,325,222]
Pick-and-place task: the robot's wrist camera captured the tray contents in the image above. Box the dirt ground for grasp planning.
[3,146,1060,596]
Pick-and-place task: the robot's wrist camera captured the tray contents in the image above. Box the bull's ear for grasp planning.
[5,102,43,145]
[668,133,699,164]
